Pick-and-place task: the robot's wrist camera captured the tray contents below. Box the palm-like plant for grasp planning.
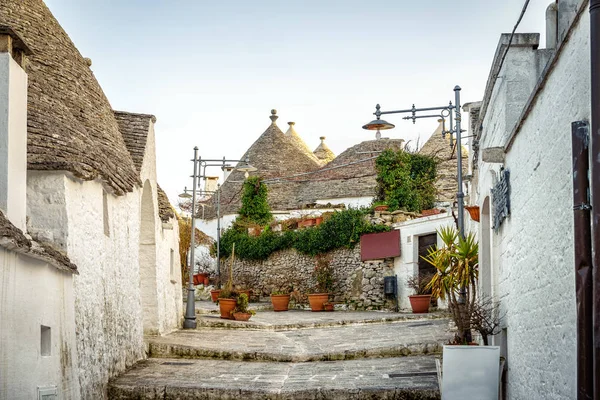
[423,226,479,343]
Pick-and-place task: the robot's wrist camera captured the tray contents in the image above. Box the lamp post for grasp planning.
[179,146,199,329]
[191,155,257,288]
[362,86,465,238]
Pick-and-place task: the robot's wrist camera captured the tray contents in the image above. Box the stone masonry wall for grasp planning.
[227,246,396,310]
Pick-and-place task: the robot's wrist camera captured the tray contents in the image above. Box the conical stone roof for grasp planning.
[204,110,321,218]
[284,122,321,164]
[0,0,139,195]
[418,120,468,203]
[313,136,336,165]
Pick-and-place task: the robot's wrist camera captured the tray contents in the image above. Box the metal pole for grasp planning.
[454,86,465,238]
[216,183,221,288]
[183,147,198,329]
[572,121,594,399]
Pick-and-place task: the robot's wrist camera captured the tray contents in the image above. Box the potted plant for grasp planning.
[373,201,389,212]
[323,301,335,312]
[406,272,434,313]
[423,226,479,343]
[232,293,256,321]
[217,289,238,319]
[307,255,334,312]
[271,290,291,311]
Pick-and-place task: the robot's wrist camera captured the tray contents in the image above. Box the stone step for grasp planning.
[196,310,447,331]
[147,319,451,362]
[108,356,441,400]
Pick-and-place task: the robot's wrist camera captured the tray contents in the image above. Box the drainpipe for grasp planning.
[589,1,600,397]
[572,121,593,400]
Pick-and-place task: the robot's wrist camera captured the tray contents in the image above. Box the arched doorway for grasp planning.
[139,180,159,334]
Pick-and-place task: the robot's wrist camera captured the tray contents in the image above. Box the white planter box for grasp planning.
[441,345,500,400]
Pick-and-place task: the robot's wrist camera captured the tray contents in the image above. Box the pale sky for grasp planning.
[44,0,549,204]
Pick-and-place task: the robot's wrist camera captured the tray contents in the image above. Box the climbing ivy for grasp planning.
[375,149,437,213]
[218,208,389,261]
[238,176,273,226]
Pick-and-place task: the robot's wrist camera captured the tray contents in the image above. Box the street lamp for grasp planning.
[192,155,257,289]
[362,86,466,238]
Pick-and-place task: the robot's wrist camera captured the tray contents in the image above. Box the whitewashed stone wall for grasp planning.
[27,172,145,399]
[228,246,396,310]
[474,10,589,399]
[0,248,80,399]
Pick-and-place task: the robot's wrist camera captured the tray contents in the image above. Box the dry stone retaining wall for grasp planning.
[227,246,396,310]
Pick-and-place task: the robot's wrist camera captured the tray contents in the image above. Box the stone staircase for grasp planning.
[108,304,450,399]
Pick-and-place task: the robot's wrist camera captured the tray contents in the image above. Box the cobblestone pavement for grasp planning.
[111,310,449,398]
[196,308,448,330]
[149,317,451,362]
[108,356,440,399]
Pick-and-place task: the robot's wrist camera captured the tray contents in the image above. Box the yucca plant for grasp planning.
[423,226,479,343]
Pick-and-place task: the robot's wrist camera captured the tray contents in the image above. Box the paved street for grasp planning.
[108,356,440,399]
[111,310,450,398]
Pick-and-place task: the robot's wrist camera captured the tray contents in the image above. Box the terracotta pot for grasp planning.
[210,290,221,303]
[271,294,290,311]
[193,273,208,286]
[465,205,480,222]
[409,294,432,313]
[298,218,316,228]
[323,302,334,312]
[374,205,389,212]
[308,293,329,312]
[421,208,441,217]
[315,217,323,226]
[218,298,237,319]
[233,312,252,321]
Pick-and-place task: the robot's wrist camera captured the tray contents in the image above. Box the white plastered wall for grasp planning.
[0,249,80,400]
[0,52,27,231]
[27,172,145,399]
[393,214,453,310]
[473,12,589,399]
[138,120,183,335]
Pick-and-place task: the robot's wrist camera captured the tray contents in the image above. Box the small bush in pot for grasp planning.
[406,272,434,313]
[233,293,255,321]
[218,288,238,320]
[308,255,335,311]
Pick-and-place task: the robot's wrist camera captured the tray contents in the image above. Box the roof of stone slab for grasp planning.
[203,111,322,219]
[114,111,156,173]
[0,0,140,195]
[284,122,322,164]
[157,184,176,223]
[0,210,78,273]
[418,121,467,203]
[313,136,336,164]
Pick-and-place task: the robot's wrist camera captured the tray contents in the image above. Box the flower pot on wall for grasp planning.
[315,217,323,226]
[271,294,291,311]
[210,290,221,303]
[298,218,316,228]
[374,205,389,212]
[408,294,432,313]
[193,273,208,286]
[218,298,237,319]
[308,293,329,312]
[465,205,480,222]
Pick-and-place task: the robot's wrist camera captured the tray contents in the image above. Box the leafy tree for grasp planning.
[238,176,272,226]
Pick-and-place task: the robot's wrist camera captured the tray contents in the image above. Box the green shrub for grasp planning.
[217,208,390,261]
[375,149,437,212]
[238,176,272,225]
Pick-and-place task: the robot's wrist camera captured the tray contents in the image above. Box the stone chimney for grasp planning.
[0,27,31,231]
[204,176,219,194]
[285,122,297,136]
[546,2,558,49]
[222,164,234,181]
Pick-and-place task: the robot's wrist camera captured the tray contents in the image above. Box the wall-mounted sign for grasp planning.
[492,169,510,232]
[360,230,401,261]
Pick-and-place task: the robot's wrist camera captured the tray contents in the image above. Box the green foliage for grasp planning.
[234,293,255,315]
[422,226,479,342]
[238,176,273,225]
[313,255,334,293]
[375,149,437,213]
[217,208,390,261]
